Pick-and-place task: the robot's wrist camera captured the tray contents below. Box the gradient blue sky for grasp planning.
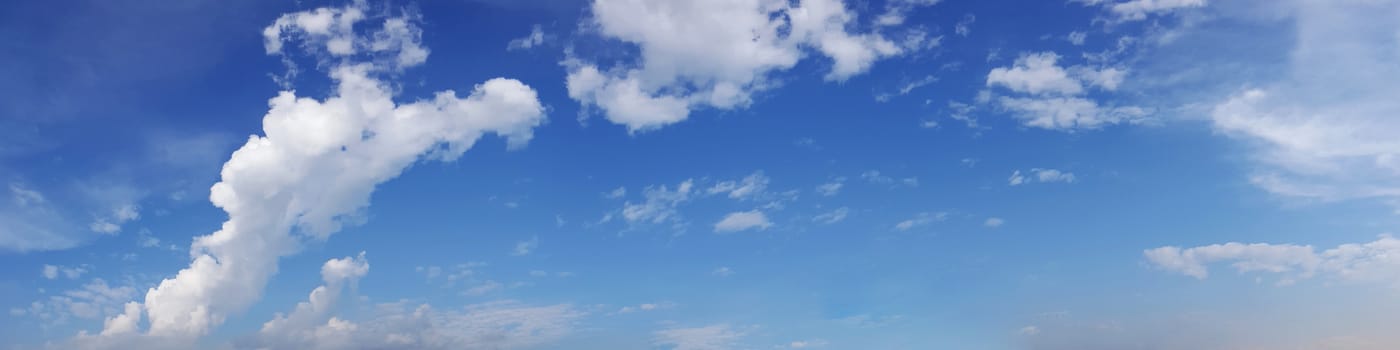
[4,0,1400,349]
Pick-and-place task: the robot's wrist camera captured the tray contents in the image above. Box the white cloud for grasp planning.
[1096,0,1207,22]
[511,236,538,256]
[1019,325,1041,336]
[255,253,369,347]
[41,264,87,280]
[787,339,829,348]
[997,96,1147,130]
[621,179,695,225]
[860,170,918,188]
[1067,31,1087,45]
[89,203,140,235]
[714,210,773,233]
[17,278,138,329]
[954,14,976,36]
[987,52,1083,96]
[874,0,942,27]
[248,300,580,350]
[984,217,1004,228]
[815,177,845,196]
[1009,168,1077,186]
[605,186,627,199]
[712,267,734,277]
[894,212,946,231]
[813,207,850,224]
[875,75,939,102]
[1201,1,1400,207]
[86,3,547,341]
[463,280,504,296]
[987,52,1144,130]
[617,301,673,314]
[653,324,746,350]
[566,0,910,132]
[1146,235,1400,286]
[707,171,770,200]
[506,24,544,51]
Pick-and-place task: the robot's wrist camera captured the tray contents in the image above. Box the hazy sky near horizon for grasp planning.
[3,0,1400,349]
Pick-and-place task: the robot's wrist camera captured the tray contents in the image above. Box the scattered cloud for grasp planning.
[787,339,829,348]
[984,217,1005,228]
[955,14,976,36]
[506,24,545,51]
[813,207,850,224]
[1009,168,1077,186]
[714,210,773,233]
[41,264,88,280]
[653,324,746,350]
[511,236,539,256]
[1066,31,1087,45]
[712,267,734,277]
[1019,325,1041,336]
[894,212,947,231]
[860,170,918,188]
[1086,0,1206,22]
[621,179,696,225]
[1145,234,1400,286]
[815,178,845,196]
[617,301,673,314]
[986,52,1145,130]
[707,171,770,200]
[605,186,627,199]
[16,278,138,329]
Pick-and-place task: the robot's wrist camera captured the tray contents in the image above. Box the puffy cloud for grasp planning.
[566,0,912,132]
[1145,235,1400,285]
[254,253,369,348]
[84,3,547,341]
[987,52,1143,130]
[894,212,946,231]
[653,324,747,350]
[505,24,544,51]
[1203,1,1400,207]
[714,210,773,233]
[987,52,1084,96]
[1009,168,1077,186]
[813,207,850,224]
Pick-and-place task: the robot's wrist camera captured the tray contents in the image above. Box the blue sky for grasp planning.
[3,0,1400,349]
